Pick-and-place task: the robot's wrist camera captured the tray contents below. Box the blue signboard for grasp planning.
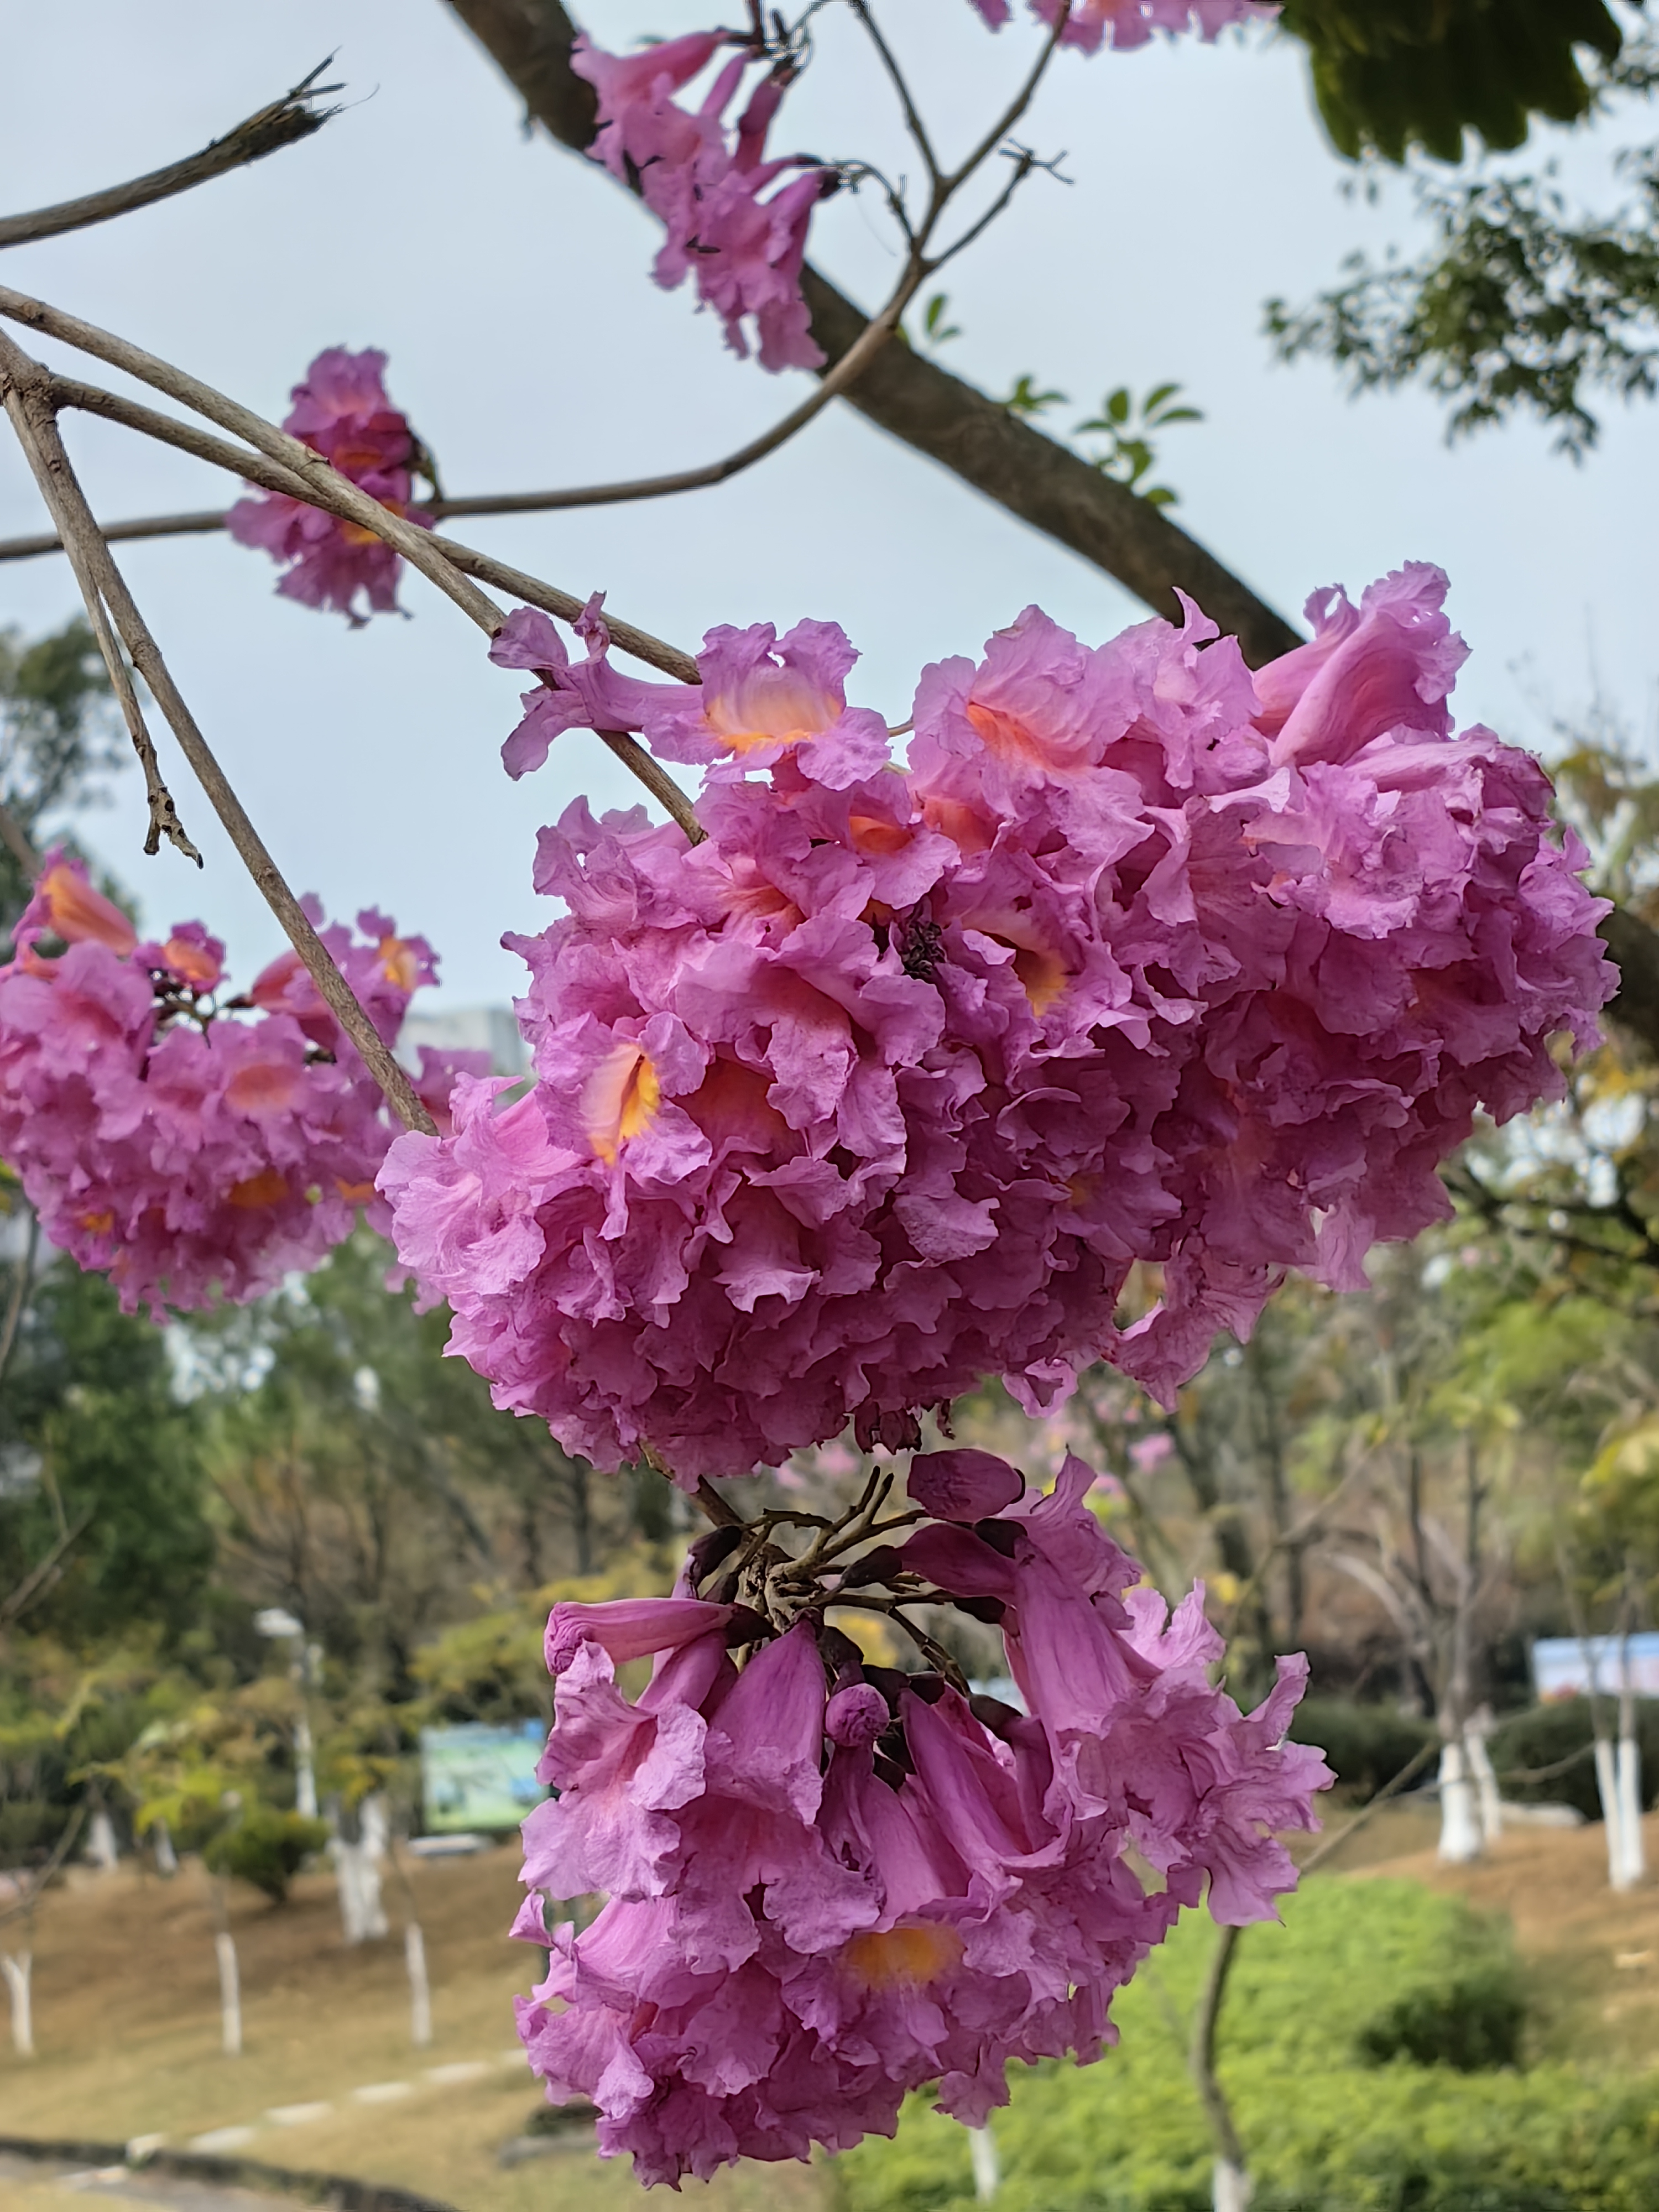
[419,1719,547,1832]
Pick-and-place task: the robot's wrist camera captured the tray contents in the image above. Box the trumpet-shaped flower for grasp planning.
[572,33,837,371]
[513,1453,1332,2183]
[227,347,432,625]
[384,566,1613,1478]
[0,852,476,1314]
[970,0,1276,51]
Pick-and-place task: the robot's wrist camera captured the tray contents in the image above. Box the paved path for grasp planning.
[180,2050,528,2157]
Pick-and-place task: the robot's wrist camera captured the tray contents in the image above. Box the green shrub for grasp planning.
[202,1804,327,1902]
[1356,1968,1526,2072]
[1488,1699,1659,1824]
[1286,1699,1436,1798]
[834,1880,1659,2212]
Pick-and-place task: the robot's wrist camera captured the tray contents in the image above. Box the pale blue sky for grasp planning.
[0,2,1652,1006]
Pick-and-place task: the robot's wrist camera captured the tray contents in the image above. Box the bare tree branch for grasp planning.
[0,62,342,251]
[0,1505,92,1629]
[439,0,1303,667]
[2,364,200,864]
[0,332,438,1136]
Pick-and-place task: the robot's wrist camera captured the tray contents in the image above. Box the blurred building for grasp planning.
[398,1005,526,1079]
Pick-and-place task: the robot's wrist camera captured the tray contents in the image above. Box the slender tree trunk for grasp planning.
[570,1456,593,1578]
[0,1949,33,2058]
[1597,1736,1624,1885]
[1466,1717,1503,1847]
[1190,1924,1249,2212]
[1615,1615,1645,1889]
[405,1921,433,2048]
[967,2122,999,2204]
[1561,1548,1624,1885]
[388,1837,434,2047]
[213,1930,241,2056]
[151,1817,178,1876]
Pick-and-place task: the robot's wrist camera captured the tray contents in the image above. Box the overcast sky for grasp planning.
[0,2,1653,1009]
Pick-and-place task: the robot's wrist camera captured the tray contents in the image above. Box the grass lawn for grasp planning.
[4,1810,1659,2211]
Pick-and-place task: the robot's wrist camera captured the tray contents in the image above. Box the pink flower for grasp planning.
[226,348,432,625]
[971,0,1276,53]
[646,619,893,788]
[384,569,1612,1476]
[513,1455,1331,2182]
[572,33,837,371]
[0,852,476,1316]
[491,599,665,780]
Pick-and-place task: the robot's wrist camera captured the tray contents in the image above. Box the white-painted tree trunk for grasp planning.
[151,1818,178,1876]
[1594,1735,1623,1885]
[332,1840,389,1944]
[294,1709,318,1822]
[1615,1733,1645,1890]
[1,1952,33,2058]
[967,2122,999,2204]
[1437,1739,1483,1863]
[1466,1725,1503,1845]
[405,1921,432,2048]
[1212,2155,1252,2212]
[85,1807,119,1870]
[214,1931,241,2056]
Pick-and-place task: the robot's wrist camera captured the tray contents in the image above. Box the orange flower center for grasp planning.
[228,1168,289,1210]
[39,863,136,955]
[839,1922,964,1994]
[582,1044,662,1164]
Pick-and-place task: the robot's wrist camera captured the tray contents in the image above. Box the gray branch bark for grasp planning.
[442,0,1659,1051]
[439,0,1301,666]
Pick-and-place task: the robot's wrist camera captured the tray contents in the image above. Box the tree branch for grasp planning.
[0,333,438,1136]
[2,353,200,864]
[0,319,707,838]
[437,0,1302,667]
[1601,906,1659,1058]
[0,61,342,251]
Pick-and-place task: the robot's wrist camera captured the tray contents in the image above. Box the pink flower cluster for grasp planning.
[969,0,1276,52]
[0,852,476,1316]
[380,565,1613,1479]
[514,1449,1331,2183]
[572,32,838,373]
[227,348,432,625]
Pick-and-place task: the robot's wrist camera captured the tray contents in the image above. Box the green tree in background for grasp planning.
[0,1259,210,1642]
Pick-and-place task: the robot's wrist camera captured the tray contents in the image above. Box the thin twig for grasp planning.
[0,1505,92,1629]
[0,62,342,251]
[0,1808,86,1931]
[0,1205,39,1405]
[693,1478,744,1530]
[44,376,703,680]
[0,284,503,635]
[0,335,436,1135]
[940,0,1071,196]
[22,374,706,836]
[0,288,912,525]
[0,800,40,880]
[1186,1729,1439,2192]
[0,509,228,561]
[848,0,942,186]
[0,346,200,863]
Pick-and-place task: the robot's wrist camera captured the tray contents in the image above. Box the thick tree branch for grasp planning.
[1601,906,1659,1058]
[0,333,439,1136]
[438,0,1302,667]
[0,62,341,251]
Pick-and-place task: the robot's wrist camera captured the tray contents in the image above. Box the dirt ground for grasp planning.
[0,1846,822,2212]
[4,1810,1659,2211]
[1318,1800,1659,2065]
